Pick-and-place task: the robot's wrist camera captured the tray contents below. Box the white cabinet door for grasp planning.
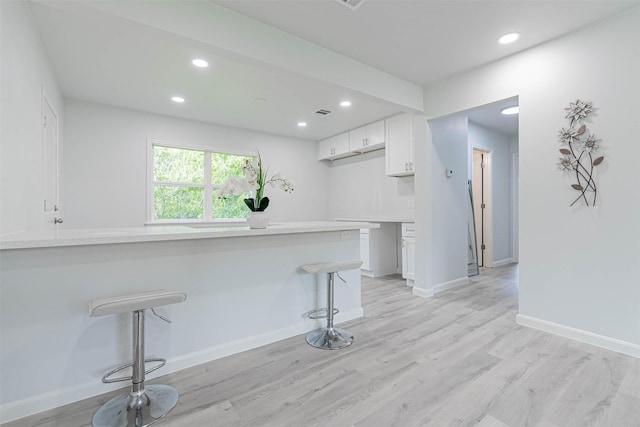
[349,120,385,153]
[366,119,385,147]
[317,132,351,160]
[385,113,415,176]
[402,237,416,280]
[360,231,371,271]
[401,223,416,284]
[349,126,367,151]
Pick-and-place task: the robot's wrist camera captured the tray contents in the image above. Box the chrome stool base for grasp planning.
[89,290,187,427]
[92,384,179,427]
[306,327,353,350]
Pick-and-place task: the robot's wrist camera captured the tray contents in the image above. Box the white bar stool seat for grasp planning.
[300,260,362,350]
[89,289,186,427]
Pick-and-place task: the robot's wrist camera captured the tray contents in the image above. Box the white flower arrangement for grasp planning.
[216,152,294,212]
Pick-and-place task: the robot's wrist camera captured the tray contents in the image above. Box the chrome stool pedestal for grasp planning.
[300,260,362,350]
[89,289,187,427]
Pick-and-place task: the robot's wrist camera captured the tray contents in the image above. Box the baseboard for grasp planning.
[0,308,364,424]
[492,258,514,267]
[434,277,471,294]
[412,287,434,298]
[516,314,640,359]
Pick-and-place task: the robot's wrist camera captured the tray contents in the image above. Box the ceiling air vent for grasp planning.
[334,0,366,11]
[315,109,332,115]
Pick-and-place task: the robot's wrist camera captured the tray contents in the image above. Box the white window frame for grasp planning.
[146,139,255,224]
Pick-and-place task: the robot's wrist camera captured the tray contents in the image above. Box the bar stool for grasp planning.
[89,289,187,427]
[300,260,362,350]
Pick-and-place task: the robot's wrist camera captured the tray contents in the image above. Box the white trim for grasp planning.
[41,90,59,229]
[516,314,640,359]
[147,138,256,158]
[492,258,514,267]
[471,147,493,267]
[511,152,519,263]
[434,277,471,294]
[152,181,206,188]
[146,141,154,222]
[0,307,363,423]
[412,286,434,298]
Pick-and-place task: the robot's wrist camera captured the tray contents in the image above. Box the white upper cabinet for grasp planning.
[317,132,351,160]
[349,120,385,153]
[385,113,415,177]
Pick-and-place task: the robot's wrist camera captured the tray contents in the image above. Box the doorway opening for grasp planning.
[465,96,519,275]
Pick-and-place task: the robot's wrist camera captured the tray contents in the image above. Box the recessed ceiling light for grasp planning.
[297,122,308,127]
[501,106,519,115]
[171,96,185,103]
[192,59,209,68]
[498,32,520,44]
[340,100,352,107]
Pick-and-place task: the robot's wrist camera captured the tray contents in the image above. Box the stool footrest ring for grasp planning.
[101,357,167,383]
[305,308,339,320]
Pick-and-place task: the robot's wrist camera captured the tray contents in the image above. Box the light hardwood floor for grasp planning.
[4,265,640,426]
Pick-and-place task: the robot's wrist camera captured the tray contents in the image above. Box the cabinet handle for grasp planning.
[405,162,408,171]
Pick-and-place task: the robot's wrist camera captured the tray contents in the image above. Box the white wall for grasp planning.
[0,0,64,234]
[426,116,470,287]
[468,122,516,264]
[417,7,640,351]
[327,150,414,220]
[62,100,329,228]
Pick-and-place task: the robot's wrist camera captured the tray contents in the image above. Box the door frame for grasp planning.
[512,152,519,263]
[42,90,59,228]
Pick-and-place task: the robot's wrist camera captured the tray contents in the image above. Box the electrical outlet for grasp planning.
[407,199,415,209]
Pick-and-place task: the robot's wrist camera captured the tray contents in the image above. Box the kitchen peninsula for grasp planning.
[0,221,377,422]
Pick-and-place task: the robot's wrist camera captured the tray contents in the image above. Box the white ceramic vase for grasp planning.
[247,211,269,229]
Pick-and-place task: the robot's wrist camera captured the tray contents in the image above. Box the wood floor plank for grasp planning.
[4,264,640,427]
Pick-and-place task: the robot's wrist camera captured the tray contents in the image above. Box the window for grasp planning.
[149,141,252,221]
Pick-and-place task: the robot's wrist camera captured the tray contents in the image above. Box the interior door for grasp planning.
[42,95,60,228]
[472,150,484,266]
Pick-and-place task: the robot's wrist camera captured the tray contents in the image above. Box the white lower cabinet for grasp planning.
[401,222,415,286]
[360,230,371,271]
[359,224,398,278]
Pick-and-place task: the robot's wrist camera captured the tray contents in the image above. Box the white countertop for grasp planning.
[0,221,379,250]
[335,217,414,223]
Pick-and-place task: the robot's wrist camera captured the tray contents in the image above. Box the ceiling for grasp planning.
[28,0,639,140]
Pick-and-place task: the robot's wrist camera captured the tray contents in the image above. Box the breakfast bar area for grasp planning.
[0,221,376,422]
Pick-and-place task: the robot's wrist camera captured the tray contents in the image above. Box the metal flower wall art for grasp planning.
[557,99,604,207]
